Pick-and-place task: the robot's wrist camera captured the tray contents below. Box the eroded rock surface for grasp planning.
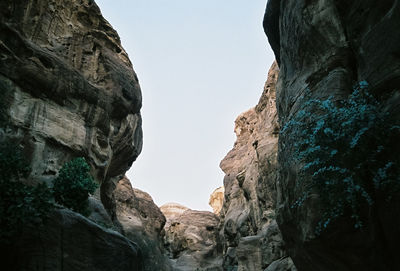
[114,176,172,271]
[209,186,224,215]
[0,0,147,269]
[161,203,223,271]
[0,0,142,219]
[219,62,295,271]
[264,1,400,270]
[1,209,142,271]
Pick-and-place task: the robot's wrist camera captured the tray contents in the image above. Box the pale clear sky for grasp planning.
[96,0,275,211]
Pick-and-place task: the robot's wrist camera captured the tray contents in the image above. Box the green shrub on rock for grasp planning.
[53,157,98,215]
[281,81,400,234]
[0,143,53,243]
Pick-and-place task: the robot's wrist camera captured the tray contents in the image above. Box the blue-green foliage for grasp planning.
[281,81,400,234]
[53,158,98,215]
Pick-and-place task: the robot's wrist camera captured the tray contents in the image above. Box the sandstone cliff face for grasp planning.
[264,1,400,270]
[2,209,142,271]
[0,0,142,219]
[114,177,172,271]
[219,62,295,271]
[0,0,145,269]
[161,203,223,271]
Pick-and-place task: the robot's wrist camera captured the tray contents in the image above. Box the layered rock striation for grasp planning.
[0,0,142,219]
[0,0,145,269]
[264,0,400,270]
[219,62,296,271]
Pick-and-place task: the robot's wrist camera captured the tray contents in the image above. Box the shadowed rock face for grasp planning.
[264,1,400,270]
[0,0,142,218]
[1,209,142,271]
[219,62,296,271]
[161,203,223,271]
[114,176,172,271]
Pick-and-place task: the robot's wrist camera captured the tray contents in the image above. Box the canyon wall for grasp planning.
[0,0,142,219]
[161,203,223,271]
[114,177,173,271]
[0,0,146,269]
[264,0,400,270]
[219,62,296,271]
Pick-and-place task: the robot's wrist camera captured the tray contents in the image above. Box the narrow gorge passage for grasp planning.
[1,1,400,271]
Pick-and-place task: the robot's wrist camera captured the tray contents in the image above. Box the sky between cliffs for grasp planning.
[96,0,275,211]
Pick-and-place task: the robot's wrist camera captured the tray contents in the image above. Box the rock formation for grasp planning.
[161,203,223,271]
[0,0,145,269]
[2,209,142,271]
[114,176,172,271]
[209,186,224,215]
[0,0,142,219]
[219,62,296,271]
[264,1,400,270]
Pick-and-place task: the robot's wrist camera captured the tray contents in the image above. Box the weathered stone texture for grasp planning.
[219,62,295,271]
[0,0,142,218]
[161,203,223,271]
[264,0,400,270]
[114,176,172,271]
[209,186,225,215]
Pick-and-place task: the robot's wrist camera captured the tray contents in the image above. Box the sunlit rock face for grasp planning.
[0,0,142,219]
[264,0,400,270]
[161,203,223,271]
[209,186,224,215]
[219,62,296,271]
[114,176,172,271]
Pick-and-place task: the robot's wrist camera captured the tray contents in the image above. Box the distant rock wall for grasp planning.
[264,0,400,270]
[0,0,142,219]
[161,203,223,271]
[219,62,296,271]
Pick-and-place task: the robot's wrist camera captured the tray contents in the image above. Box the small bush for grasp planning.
[0,143,53,243]
[281,81,400,234]
[53,157,98,215]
